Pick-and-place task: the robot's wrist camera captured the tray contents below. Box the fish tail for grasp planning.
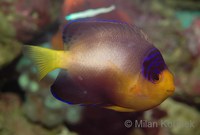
[23,45,70,80]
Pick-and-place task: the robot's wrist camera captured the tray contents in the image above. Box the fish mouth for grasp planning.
[166,90,174,96]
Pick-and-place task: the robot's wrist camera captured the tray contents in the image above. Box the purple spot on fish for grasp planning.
[142,48,167,83]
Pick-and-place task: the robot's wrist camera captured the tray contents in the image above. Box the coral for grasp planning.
[185,17,200,57]
[0,93,78,135]
[0,0,62,42]
[0,12,21,69]
[22,92,83,128]
[159,99,200,135]
[57,127,78,135]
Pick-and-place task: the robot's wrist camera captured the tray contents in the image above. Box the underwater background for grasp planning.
[0,0,200,135]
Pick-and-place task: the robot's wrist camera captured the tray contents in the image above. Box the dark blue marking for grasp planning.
[145,61,164,72]
[143,58,162,68]
[142,48,167,83]
[50,88,74,105]
[144,52,160,62]
[143,51,160,63]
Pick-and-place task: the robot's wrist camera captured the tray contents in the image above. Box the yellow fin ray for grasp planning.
[23,45,68,80]
[104,106,135,112]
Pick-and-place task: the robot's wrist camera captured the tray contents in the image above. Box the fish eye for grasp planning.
[151,73,161,83]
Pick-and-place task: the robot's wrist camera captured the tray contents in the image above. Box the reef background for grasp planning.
[0,0,200,135]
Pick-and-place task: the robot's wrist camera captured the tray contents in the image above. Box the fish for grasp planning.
[23,19,175,112]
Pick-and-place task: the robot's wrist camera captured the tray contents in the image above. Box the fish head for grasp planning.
[143,69,175,96]
[137,47,175,108]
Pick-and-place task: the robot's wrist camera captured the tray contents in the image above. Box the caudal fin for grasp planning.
[23,45,66,80]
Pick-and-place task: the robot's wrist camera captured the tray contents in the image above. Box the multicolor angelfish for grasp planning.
[23,19,175,112]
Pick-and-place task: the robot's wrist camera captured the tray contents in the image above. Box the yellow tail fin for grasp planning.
[23,45,68,80]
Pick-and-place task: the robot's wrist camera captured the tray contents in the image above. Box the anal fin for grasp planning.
[50,70,108,105]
